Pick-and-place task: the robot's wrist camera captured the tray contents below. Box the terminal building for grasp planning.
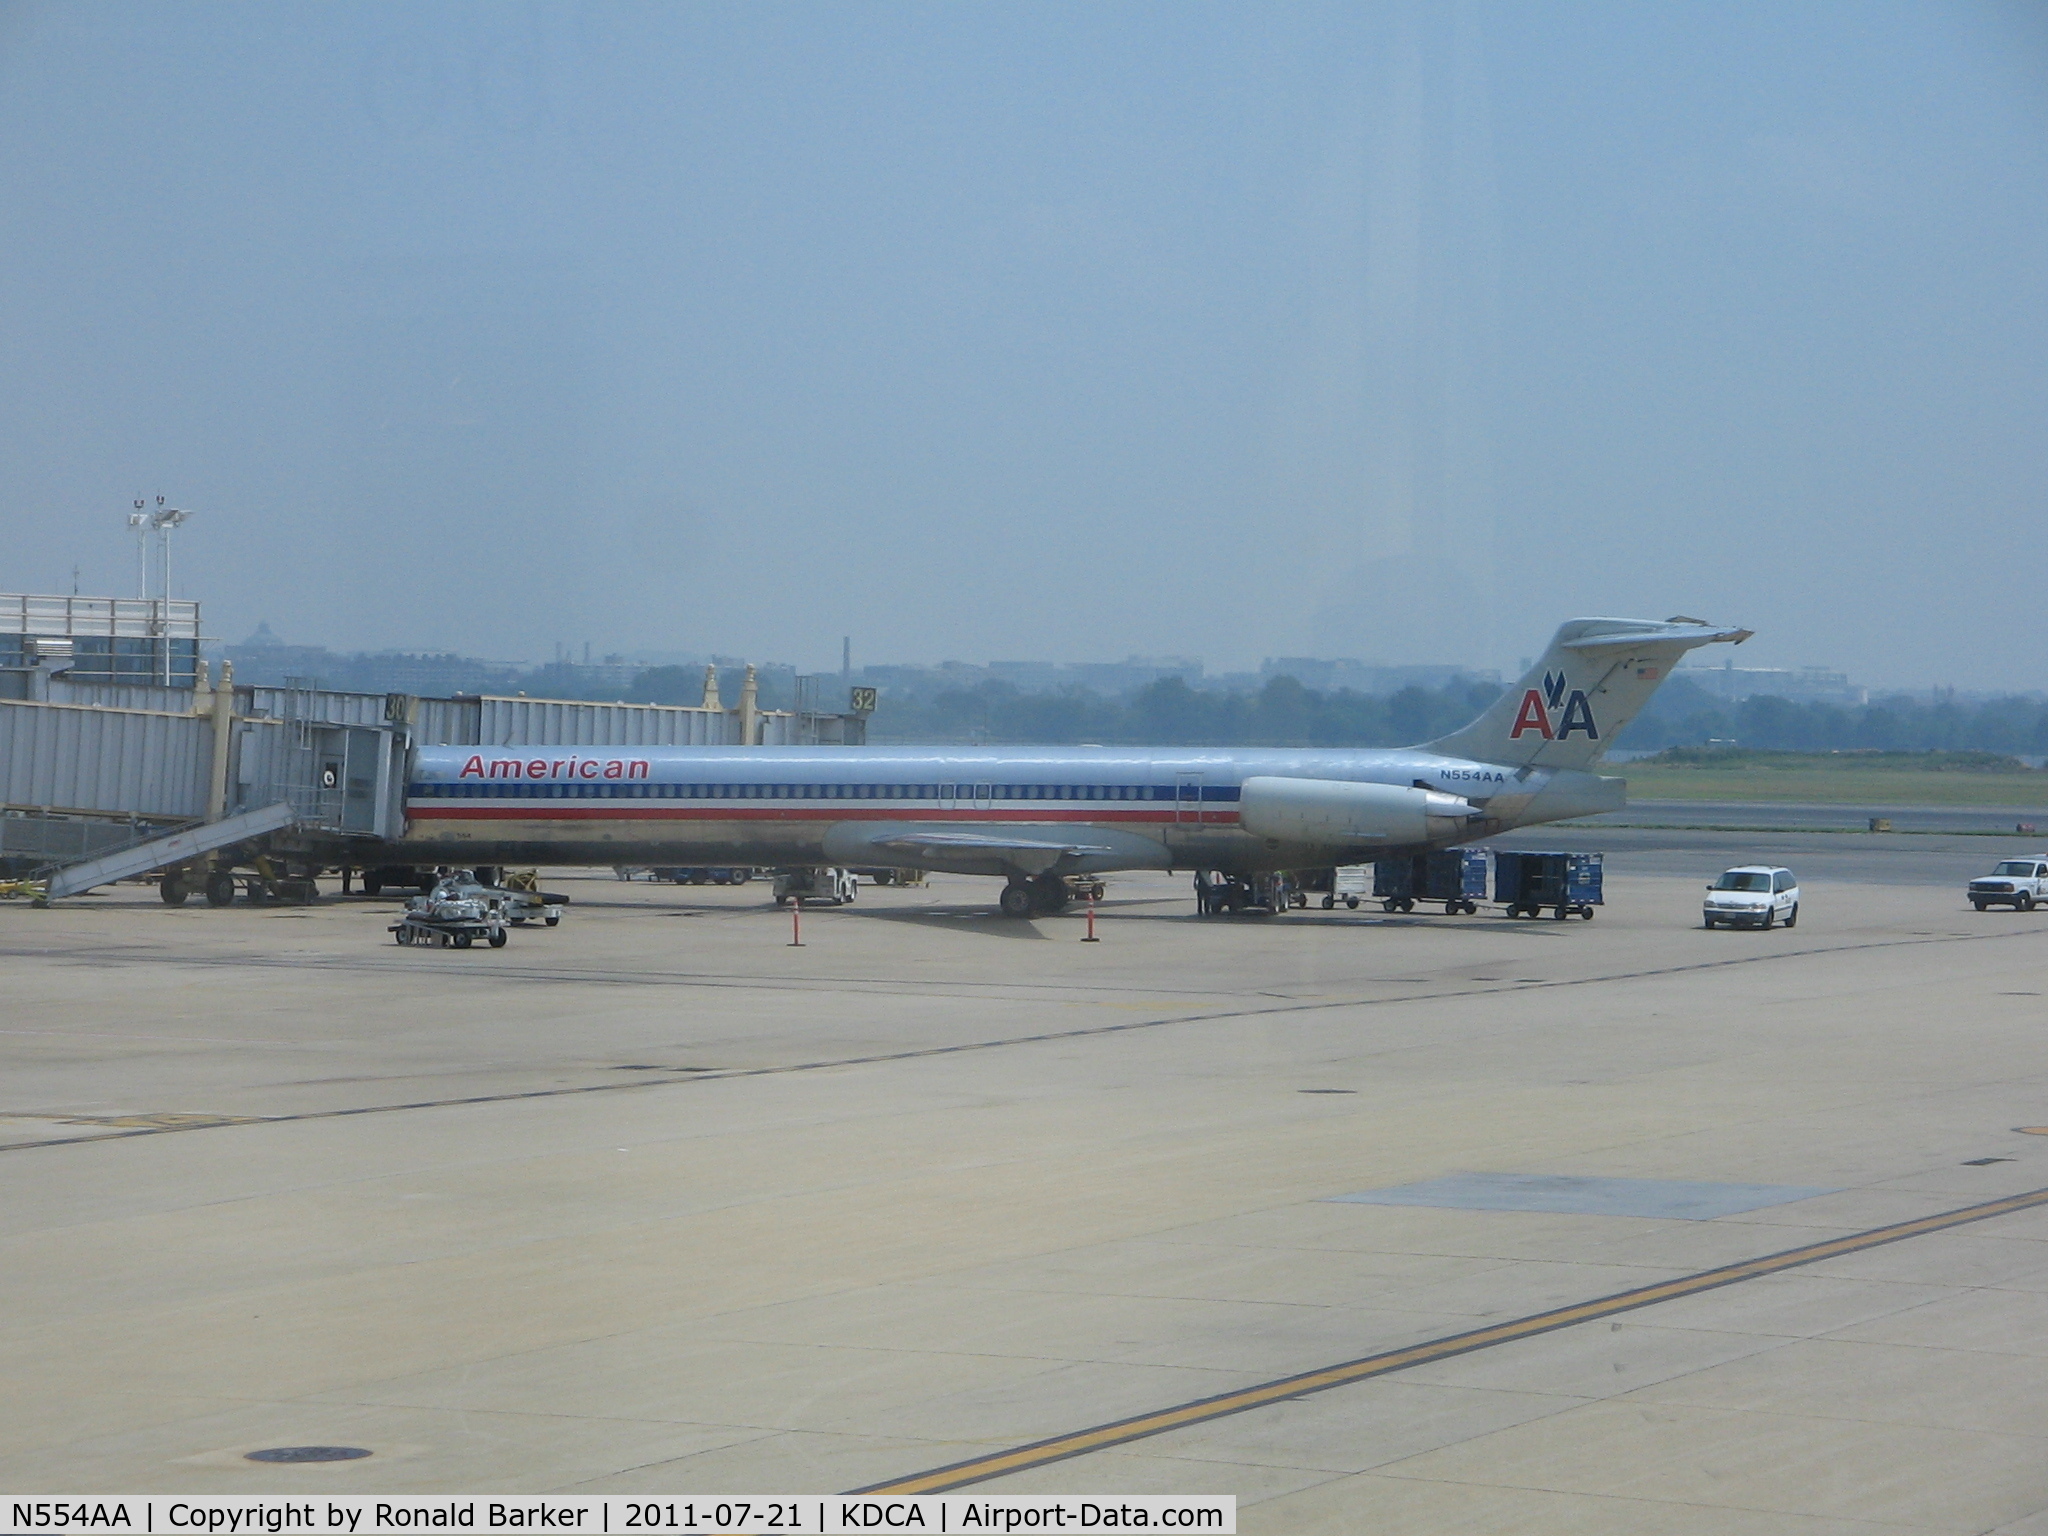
[0,592,202,693]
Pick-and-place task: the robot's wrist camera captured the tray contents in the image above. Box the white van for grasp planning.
[1703,866,1799,930]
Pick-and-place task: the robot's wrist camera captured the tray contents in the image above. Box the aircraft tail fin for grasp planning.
[1427,617,1751,771]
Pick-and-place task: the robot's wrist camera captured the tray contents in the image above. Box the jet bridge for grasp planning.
[2,663,869,902]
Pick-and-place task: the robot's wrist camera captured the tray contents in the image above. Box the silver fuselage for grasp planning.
[395,744,1621,874]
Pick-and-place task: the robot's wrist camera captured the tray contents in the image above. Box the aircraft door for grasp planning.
[1175,772,1206,825]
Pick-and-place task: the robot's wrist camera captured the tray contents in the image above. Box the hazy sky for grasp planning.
[2,2,2043,686]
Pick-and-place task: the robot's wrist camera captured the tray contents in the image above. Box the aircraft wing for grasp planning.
[866,829,1115,877]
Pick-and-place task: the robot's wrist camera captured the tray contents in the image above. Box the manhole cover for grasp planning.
[245,1446,372,1464]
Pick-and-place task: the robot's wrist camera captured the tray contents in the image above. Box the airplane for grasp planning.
[392,616,1749,916]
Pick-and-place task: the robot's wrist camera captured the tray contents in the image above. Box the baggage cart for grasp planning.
[1494,850,1602,920]
[1373,849,1488,914]
[1317,864,1372,909]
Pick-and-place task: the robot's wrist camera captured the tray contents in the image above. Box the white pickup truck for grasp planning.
[1968,856,2048,912]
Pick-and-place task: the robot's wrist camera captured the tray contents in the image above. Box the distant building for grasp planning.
[1679,661,1866,706]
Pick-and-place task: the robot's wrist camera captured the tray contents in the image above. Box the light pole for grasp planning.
[147,500,190,685]
[129,502,150,598]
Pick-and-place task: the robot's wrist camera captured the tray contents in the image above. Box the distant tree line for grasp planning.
[844,670,2048,754]
[1619,677,2048,755]
[550,656,2048,756]
[863,675,1505,747]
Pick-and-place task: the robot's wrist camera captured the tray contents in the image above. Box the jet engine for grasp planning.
[1237,776,1484,847]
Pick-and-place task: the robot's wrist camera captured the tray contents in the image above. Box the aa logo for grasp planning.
[1511,672,1597,740]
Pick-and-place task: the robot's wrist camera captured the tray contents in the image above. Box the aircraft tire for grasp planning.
[999,884,1035,919]
[159,875,189,906]
[205,872,236,907]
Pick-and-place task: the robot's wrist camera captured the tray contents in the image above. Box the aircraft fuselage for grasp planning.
[396,743,1622,875]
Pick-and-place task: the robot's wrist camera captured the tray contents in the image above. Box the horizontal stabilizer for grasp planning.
[1560,624,1753,652]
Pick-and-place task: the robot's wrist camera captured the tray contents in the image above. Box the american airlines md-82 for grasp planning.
[393,618,1748,916]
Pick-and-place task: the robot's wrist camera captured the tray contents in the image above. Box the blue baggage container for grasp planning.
[1373,849,1489,913]
[1427,848,1490,902]
[1494,850,1602,919]
[1372,856,1420,901]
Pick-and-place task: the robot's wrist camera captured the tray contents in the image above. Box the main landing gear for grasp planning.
[999,875,1073,919]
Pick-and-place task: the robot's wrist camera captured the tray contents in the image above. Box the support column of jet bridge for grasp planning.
[202,658,235,822]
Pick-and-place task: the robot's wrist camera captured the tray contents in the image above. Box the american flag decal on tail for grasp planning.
[1637,666,1661,680]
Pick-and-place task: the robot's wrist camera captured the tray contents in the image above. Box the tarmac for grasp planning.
[4,821,2048,1532]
